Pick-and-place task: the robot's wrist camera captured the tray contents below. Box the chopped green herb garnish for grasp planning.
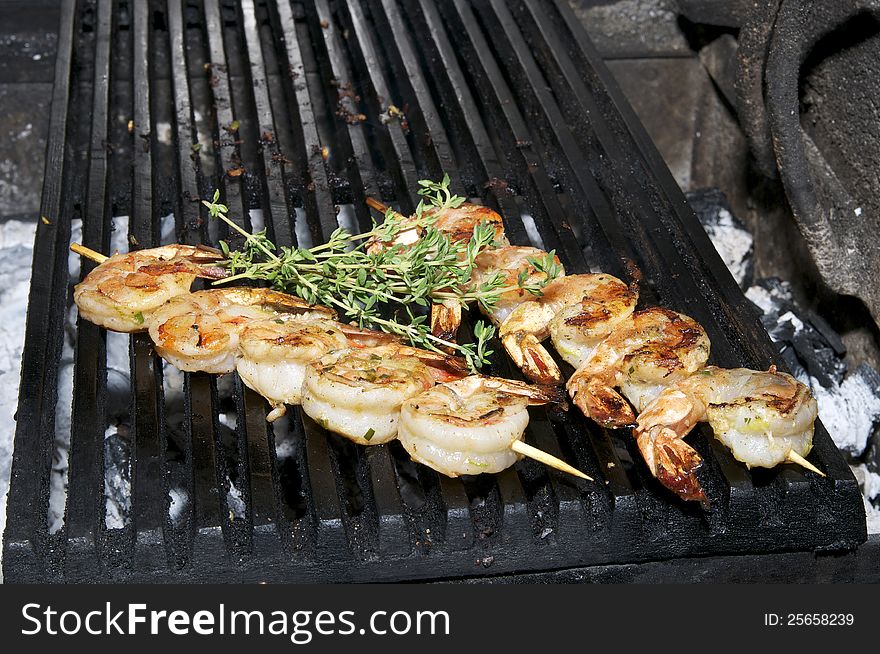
[132,311,144,325]
[363,428,375,442]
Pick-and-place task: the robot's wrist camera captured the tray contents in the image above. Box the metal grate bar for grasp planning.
[410,0,524,240]
[442,0,585,271]
[4,0,866,582]
[203,0,247,233]
[65,0,112,560]
[167,0,204,245]
[313,0,379,219]
[128,0,168,570]
[239,0,293,246]
[274,0,338,243]
[372,0,461,190]
[4,0,79,576]
[186,373,223,558]
[338,0,420,209]
[301,415,348,558]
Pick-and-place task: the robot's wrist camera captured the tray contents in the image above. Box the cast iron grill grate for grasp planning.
[3,0,866,582]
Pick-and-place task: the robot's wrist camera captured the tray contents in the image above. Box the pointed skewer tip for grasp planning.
[786,450,826,477]
[510,439,593,481]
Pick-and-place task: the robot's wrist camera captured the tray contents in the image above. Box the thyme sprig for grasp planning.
[201,176,560,371]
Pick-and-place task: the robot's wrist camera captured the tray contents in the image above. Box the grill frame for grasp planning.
[3,0,866,583]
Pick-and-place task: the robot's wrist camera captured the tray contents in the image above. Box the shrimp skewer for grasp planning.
[398,375,590,479]
[499,273,637,385]
[301,343,469,445]
[148,287,335,374]
[72,243,227,332]
[634,365,821,504]
[236,317,396,422]
[566,307,710,429]
[302,346,587,480]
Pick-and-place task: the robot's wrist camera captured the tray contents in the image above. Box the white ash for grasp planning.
[335,205,357,241]
[168,487,189,527]
[0,219,38,575]
[155,121,173,146]
[226,478,246,520]
[294,207,313,248]
[700,208,754,287]
[249,208,266,235]
[809,367,880,457]
[48,225,84,534]
[852,464,880,533]
[109,215,130,253]
[104,425,131,530]
[272,412,297,460]
[862,498,880,534]
[159,212,176,244]
[746,285,790,314]
[852,464,880,503]
[520,212,546,250]
[777,310,804,333]
[687,189,754,288]
[48,335,73,534]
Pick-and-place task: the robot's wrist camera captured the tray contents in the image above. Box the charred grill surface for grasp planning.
[2,0,866,583]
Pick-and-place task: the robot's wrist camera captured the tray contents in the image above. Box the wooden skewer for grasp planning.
[510,439,593,481]
[786,450,826,477]
[365,196,411,222]
[70,242,109,264]
[365,196,389,213]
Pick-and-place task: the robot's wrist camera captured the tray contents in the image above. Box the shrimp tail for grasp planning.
[536,383,567,405]
[569,376,637,428]
[480,376,563,405]
[636,426,707,504]
[502,333,562,385]
[430,300,462,346]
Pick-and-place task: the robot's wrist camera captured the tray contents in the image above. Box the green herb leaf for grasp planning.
[201,176,503,371]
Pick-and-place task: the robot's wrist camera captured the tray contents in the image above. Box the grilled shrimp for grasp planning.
[300,344,468,445]
[567,307,709,429]
[236,317,395,421]
[73,244,226,332]
[548,275,639,368]
[499,273,635,385]
[365,200,509,255]
[398,375,555,476]
[634,366,819,503]
[470,246,564,326]
[148,287,334,374]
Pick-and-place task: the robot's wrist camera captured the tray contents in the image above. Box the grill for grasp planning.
[3,0,867,583]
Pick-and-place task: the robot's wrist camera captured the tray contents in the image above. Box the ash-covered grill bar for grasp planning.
[3,0,866,583]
